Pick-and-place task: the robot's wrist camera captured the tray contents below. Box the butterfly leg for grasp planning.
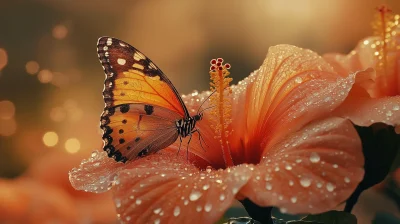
[191,128,208,152]
[186,134,193,160]
[177,136,183,156]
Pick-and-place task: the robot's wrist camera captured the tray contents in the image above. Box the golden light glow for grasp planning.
[0,48,8,71]
[65,138,80,153]
[52,24,68,40]
[50,107,67,122]
[38,69,53,83]
[0,100,15,119]
[42,131,59,147]
[0,119,17,137]
[51,72,69,88]
[25,61,40,75]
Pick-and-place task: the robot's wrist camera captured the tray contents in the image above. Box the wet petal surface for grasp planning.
[112,151,253,224]
[240,117,364,214]
[69,150,124,193]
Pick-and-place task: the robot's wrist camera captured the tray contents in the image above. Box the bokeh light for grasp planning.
[49,107,67,122]
[37,69,53,83]
[52,25,68,40]
[0,48,7,71]
[65,138,80,154]
[25,61,40,75]
[42,132,59,147]
[0,119,17,137]
[0,100,15,120]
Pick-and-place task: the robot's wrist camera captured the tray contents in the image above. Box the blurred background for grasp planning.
[1,0,400,223]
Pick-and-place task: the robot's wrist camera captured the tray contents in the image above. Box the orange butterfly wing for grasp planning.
[97,37,189,118]
[97,37,188,162]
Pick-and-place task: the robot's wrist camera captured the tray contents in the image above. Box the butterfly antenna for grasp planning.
[198,105,216,114]
[196,90,217,115]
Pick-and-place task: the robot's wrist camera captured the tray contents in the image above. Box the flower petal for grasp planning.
[239,117,364,214]
[232,45,356,163]
[334,95,400,126]
[69,150,124,193]
[112,151,253,224]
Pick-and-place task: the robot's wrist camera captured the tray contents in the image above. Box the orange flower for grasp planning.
[70,45,365,223]
[0,151,116,224]
[324,5,400,128]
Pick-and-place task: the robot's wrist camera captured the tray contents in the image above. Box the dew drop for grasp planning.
[310,152,320,163]
[204,203,212,212]
[280,207,287,213]
[154,218,160,224]
[173,206,180,217]
[300,177,312,187]
[326,182,335,192]
[153,208,161,214]
[291,197,297,203]
[184,200,189,205]
[316,182,323,188]
[285,164,292,170]
[393,105,400,111]
[232,187,239,194]
[91,151,98,157]
[206,166,212,173]
[196,205,202,212]
[295,77,303,83]
[344,177,350,183]
[266,183,272,190]
[189,191,202,201]
[295,158,302,163]
[289,180,294,186]
[135,199,142,205]
[126,216,131,221]
[333,164,338,168]
[115,198,121,208]
[219,194,225,201]
[274,167,280,172]
[202,184,210,190]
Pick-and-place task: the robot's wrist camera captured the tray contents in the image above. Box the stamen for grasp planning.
[209,58,234,167]
[371,5,399,95]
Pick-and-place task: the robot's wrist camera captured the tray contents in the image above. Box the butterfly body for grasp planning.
[97,37,203,163]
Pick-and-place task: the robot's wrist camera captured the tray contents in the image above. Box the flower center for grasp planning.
[209,58,235,167]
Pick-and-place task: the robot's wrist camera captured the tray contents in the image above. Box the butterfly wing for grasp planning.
[97,36,188,162]
[101,104,180,162]
[97,36,189,118]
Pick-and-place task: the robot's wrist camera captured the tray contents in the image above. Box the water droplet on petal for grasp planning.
[310,152,320,163]
[326,182,335,192]
[285,164,292,170]
[266,183,272,190]
[300,177,312,187]
[289,180,294,186]
[220,194,225,201]
[344,177,350,183]
[295,77,303,83]
[232,187,239,194]
[393,105,400,111]
[196,205,202,212]
[189,191,202,201]
[202,184,210,190]
[317,182,323,188]
[115,198,121,208]
[154,218,160,224]
[280,207,287,213]
[291,197,297,203]
[204,203,212,212]
[91,151,98,157]
[136,199,142,205]
[126,216,131,221]
[174,206,180,216]
[206,166,212,173]
[153,208,161,214]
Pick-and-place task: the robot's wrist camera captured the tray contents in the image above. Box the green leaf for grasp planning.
[299,210,357,224]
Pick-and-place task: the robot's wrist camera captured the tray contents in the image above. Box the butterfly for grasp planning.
[97,37,206,163]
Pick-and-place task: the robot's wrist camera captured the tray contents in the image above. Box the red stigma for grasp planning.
[224,63,231,69]
[210,59,217,65]
[217,58,223,63]
[210,66,216,70]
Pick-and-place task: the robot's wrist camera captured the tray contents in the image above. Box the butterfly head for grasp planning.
[194,112,203,121]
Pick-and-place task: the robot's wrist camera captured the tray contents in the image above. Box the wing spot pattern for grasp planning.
[117,58,126,65]
[144,105,154,115]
